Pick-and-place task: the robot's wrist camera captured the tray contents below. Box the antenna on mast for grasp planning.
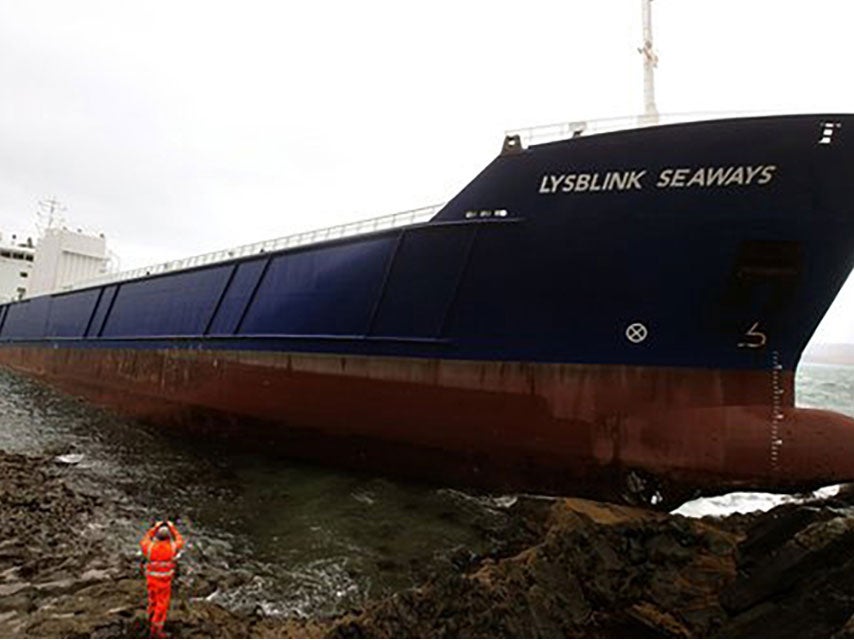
[639,0,659,124]
[36,197,67,238]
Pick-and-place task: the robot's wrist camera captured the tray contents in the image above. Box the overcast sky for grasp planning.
[0,0,852,343]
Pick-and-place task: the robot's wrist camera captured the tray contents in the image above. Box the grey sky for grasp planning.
[0,1,852,342]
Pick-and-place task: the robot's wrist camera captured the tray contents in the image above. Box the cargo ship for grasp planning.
[2,5,854,506]
[1,111,854,506]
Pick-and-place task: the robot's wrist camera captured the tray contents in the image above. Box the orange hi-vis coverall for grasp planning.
[140,522,185,638]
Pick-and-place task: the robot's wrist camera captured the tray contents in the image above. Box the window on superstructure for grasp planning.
[25,255,33,262]
[0,251,10,258]
[19,272,28,278]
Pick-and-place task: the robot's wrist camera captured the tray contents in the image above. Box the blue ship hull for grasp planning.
[2,114,854,504]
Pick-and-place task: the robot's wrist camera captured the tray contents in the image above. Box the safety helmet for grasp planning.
[155,525,172,541]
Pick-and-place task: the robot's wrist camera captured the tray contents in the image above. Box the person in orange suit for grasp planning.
[140,520,185,638]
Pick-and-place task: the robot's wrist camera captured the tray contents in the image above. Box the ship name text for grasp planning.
[538,165,777,194]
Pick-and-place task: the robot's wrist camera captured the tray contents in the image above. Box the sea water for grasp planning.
[0,363,851,615]
[0,368,519,616]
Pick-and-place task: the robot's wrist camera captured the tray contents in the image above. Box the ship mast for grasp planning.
[36,197,66,239]
[639,0,659,124]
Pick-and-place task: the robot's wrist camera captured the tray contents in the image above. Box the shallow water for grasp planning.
[0,362,851,614]
[0,368,517,616]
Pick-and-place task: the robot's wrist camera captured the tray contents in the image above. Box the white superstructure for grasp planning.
[27,227,110,297]
[0,233,35,302]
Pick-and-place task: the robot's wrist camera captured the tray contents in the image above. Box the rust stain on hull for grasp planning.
[2,345,853,503]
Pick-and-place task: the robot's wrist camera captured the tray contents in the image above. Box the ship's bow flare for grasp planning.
[777,407,854,487]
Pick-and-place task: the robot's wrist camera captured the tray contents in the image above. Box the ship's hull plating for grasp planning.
[3,114,854,502]
[3,345,854,503]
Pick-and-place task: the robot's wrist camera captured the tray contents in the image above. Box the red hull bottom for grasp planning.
[2,346,854,505]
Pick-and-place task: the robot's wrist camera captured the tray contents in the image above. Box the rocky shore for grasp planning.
[2,449,854,638]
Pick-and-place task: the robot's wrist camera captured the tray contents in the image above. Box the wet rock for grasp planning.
[5,446,854,638]
[833,613,854,638]
[0,582,29,598]
[186,575,218,599]
[80,568,113,582]
[325,499,737,638]
[718,502,854,638]
[317,497,854,638]
[0,590,35,614]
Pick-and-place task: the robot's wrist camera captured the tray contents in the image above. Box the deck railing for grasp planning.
[505,109,779,148]
[58,203,443,293]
